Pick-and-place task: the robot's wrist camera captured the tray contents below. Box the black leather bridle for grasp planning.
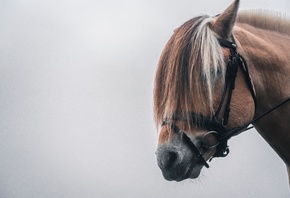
[162,35,290,168]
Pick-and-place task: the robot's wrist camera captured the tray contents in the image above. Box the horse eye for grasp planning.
[211,67,222,77]
[208,68,223,84]
[216,68,222,75]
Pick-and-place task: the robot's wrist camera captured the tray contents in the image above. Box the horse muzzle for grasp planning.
[156,136,204,181]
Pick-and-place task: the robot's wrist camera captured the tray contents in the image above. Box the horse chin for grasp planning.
[175,165,202,182]
[156,145,204,182]
[162,167,202,182]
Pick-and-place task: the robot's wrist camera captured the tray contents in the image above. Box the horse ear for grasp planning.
[211,0,240,39]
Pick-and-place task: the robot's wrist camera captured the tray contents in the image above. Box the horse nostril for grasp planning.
[158,151,178,170]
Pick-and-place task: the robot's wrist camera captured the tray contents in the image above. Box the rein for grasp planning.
[223,96,290,140]
[162,35,290,168]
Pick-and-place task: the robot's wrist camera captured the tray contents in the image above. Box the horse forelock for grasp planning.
[154,15,226,126]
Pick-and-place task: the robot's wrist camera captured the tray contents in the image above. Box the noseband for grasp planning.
[162,35,290,168]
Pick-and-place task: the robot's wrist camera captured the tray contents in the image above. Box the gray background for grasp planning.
[0,0,289,197]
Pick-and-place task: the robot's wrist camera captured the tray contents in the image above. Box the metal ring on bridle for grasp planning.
[202,131,220,149]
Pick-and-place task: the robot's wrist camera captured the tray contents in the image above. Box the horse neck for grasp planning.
[234,23,290,166]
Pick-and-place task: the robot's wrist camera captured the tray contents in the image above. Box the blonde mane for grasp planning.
[237,10,290,35]
[153,15,226,125]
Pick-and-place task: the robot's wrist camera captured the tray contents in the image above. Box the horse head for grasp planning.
[154,0,256,181]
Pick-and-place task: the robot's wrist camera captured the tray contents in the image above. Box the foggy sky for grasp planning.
[0,0,289,197]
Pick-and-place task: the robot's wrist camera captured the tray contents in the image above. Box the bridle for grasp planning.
[162,35,290,168]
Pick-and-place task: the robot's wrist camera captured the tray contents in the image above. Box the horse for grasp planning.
[153,0,290,184]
